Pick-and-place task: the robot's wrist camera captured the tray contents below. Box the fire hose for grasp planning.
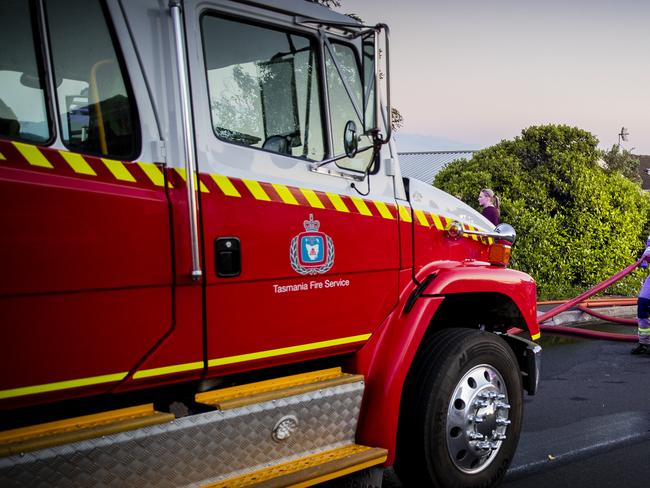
[513,258,643,341]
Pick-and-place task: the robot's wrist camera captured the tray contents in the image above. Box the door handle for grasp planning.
[215,237,241,277]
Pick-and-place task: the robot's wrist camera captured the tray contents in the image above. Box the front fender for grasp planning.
[352,265,538,465]
[423,264,539,339]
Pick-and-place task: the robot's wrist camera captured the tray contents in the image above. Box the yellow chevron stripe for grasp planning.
[374,201,394,219]
[175,168,209,192]
[14,142,52,168]
[207,334,371,368]
[531,333,541,341]
[0,371,127,400]
[133,360,204,380]
[430,213,445,230]
[0,151,5,160]
[327,192,349,212]
[211,174,241,197]
[138,162,166,187]
[102,158,136,182]
[414,209,429,227]
[467,225,479,241]
[243,178,271,201]
[301,188,325,209]
[350,196,373,216]
[272,184,299,205]
[60,151,96,176]
[398,205,412,222]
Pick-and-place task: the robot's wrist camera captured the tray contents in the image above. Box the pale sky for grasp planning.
[336,0,650,154]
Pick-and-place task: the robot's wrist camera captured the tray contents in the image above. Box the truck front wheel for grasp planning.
[396,328,523,488]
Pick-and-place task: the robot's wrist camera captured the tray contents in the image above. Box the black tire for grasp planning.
[395,328,523,488]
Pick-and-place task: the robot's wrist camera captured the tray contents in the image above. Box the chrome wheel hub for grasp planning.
[446,364,510,473]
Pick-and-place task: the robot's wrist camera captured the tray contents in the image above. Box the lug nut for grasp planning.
[496,401,511,410]
[474,400,489,408]
[469,414,485,423]
[496,418,511,426]
[469,432,484,440]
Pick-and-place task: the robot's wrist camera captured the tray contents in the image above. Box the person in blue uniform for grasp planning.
[633,239,650,354]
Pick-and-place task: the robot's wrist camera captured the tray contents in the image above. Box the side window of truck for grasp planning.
[0,0,51,143]
[325,42,373,172]
[44,0,139,159]
[201,15,325,161]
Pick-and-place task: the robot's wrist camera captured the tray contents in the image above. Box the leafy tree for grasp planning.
[305,0,341,7]
[434,124,650,299]
[391,107,404,132]
[601,143,641,184]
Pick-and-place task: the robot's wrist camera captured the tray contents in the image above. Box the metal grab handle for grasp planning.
[446,221,517,245]
[170,0,202,280]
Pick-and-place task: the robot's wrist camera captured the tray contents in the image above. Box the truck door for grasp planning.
[0,0,175,407]
[185,4,400,375]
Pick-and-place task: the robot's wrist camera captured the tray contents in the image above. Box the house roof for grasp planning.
[397,150,477,184]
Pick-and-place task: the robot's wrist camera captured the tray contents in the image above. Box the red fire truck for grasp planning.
[0,0,540,486]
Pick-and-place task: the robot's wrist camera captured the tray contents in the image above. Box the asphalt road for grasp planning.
[378,332,650,488]
[502,333,650,488]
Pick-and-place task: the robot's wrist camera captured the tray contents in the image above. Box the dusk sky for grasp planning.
[336,0,650,154]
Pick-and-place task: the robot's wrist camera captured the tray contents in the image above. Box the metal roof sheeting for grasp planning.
[397,150,477,184]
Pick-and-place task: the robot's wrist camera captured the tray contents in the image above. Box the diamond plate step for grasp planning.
[196,367,362,410]
[0,369,367,487]
[205,444,387,488]
[0,404,173,457]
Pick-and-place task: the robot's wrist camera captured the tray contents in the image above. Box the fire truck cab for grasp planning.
[0,1,540,486]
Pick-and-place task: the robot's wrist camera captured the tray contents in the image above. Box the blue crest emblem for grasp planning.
[290,214,335,275]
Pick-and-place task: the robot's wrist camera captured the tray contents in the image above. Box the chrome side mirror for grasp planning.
[343,120,358,158]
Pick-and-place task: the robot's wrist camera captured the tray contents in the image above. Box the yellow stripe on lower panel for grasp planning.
[0,151,5,160]
[208,334,371,368]
[373,201,394,220]
[13,142,52,168]
[138,162,166,187]
[301,188,325,209]
[0,372,127,400]
[103,158,136,182]
[175,168,209,192]
[326,192,349,212]
[414,209,429,227]
[60,151,96,175]
[211,174,241,197]
[531,333,541,341]
[243,178,271,201]
[273,183,299,205]
[133,360,204,380]
[398,205,412,223]
[350,196,373,216]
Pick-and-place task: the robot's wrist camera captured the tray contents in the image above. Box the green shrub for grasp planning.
[433,125,650,299]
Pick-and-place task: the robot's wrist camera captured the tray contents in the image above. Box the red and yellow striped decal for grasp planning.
[0,140,167,190]
[0,140,488,240]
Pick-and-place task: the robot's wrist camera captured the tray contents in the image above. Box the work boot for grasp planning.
[630,343,649,355]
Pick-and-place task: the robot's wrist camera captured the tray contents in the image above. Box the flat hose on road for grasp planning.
[511,259,642,342]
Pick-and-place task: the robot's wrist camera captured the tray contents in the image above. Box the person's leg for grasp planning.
[632,297,650,354]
